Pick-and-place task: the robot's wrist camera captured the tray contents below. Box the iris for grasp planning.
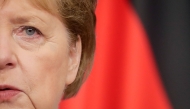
[25,27,36,36]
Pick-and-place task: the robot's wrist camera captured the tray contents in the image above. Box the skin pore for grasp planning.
[0,0,81,109]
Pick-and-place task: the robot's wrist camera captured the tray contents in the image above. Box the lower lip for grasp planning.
[0,90,20,102]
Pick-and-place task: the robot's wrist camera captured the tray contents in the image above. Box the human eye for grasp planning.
[23,26,41,37]
[13,26,43,42]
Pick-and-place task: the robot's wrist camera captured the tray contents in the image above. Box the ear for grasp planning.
[66,35,82,85]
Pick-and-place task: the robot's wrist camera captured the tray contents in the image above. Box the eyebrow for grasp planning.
[10,16,46,25]
[11,17,30,24]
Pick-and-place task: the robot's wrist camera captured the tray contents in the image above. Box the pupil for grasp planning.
[26,28,35,35]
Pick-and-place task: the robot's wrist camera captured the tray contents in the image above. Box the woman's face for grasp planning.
[0,0,81,109]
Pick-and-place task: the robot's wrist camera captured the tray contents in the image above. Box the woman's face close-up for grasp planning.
[0,0,81,109]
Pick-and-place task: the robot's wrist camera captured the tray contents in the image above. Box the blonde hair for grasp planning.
[30,0,96,99]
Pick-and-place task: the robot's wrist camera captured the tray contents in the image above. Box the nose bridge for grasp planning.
[0,33,11,53]
[0,22,12,50]
[0,4,17,70]
[0,28,16,69]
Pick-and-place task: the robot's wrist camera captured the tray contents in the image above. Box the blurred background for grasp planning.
[59,0,190,109]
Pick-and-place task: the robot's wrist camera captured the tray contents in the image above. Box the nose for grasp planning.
[0,36,16,70]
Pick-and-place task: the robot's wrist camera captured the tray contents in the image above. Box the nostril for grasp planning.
[0,62,15,70]
[6,63,13,66]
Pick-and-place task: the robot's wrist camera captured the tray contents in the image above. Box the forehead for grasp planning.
[0,0,59,15]
[28,0,59,14]
[0,0,64,23]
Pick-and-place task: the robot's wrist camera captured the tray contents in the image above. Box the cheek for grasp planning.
[17,45,70,108]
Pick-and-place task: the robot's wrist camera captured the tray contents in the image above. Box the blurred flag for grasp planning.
[132,0,190,108]
[59,0,172,109]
